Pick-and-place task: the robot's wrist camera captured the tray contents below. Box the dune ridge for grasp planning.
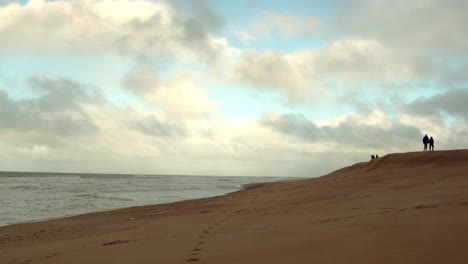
[1,150,468,263]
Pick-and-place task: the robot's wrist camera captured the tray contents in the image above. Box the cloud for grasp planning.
[406,88,468,121]
[221,36,418,102]
[328,0,468,84]
[231,11,319,45]
[122,66,159,95]
[0,0,224,63]
[333,0,468,56]
[308,37,418,81]
[259,113,320,142]
[220,2,468,101]
[122,68,218,119]
[260,111,422,150]
[130,114,186,138]
[257,11,318,37]
[230,50,324,101]
[0,77,99,138]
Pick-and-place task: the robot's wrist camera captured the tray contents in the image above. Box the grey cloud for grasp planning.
[131,114,186,138]
[260,113,422,149]
[322,118,422,149]
[312,38,415,81]
[183,0,224,33]
[0,77,99,137]
[174,0,225,65]
[260,114,320,141]
[232,50,321,102]
[0,1,225,64]
[127,0,223,64]
[125,11,223,63]
[29,77,100,111]
[406,88,468,120]
[332,0,468,56]
[438,63,468,85]
[122,67,158,95]
[315,0,468,86]
[235,51,292,89]
[175,0,224,36]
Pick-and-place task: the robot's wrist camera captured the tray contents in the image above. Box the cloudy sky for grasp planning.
[0,0,467,177]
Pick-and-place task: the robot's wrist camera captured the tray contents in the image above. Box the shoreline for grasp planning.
[0,176,297,229]
[0,185,251,229]
[1,175,294,228]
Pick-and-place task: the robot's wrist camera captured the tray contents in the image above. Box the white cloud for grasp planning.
[308,37,416,81]
[229,50,325,101]
[0,0,223,63]
[215,36,418,103]
[122,69,218,119]
[145,73,218,119]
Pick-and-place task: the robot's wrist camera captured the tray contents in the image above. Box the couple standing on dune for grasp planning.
[422,134,434,151]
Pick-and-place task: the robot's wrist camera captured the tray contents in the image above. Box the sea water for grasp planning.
[0,171,288,227]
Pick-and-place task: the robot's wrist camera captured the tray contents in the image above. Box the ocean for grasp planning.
[0,171,289,227]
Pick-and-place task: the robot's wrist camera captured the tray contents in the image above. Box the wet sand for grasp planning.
[1,150,468,264]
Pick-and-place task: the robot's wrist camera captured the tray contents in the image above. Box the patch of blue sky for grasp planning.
[207,0,332,21]
[211,0,330,52]
[263,0,333,19]
[0,52,141,105]
[1,51,115,84]
[0,0,27,6]
[0,69,31,99]
[0,61,38,100]
[206,82,354,122]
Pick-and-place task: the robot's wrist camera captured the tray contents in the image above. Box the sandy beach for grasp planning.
[1,149,468,264]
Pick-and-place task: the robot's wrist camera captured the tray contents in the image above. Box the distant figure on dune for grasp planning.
[376,154,379,158]
[371,155,375,160]
[429,136,434,151]
[422,134,429,151]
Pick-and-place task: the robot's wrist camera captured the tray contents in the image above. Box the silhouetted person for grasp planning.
[376,154,379,158]
[429,137,434,151]
[371,155,375,160]
[422,134,429,151]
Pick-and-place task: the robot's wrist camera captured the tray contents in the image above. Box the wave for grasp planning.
[0,174,287,227]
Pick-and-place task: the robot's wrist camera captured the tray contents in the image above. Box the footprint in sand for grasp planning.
[44,252,60,259]
[188,211,239,262]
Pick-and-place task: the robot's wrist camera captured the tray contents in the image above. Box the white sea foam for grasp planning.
[0,172,288,227]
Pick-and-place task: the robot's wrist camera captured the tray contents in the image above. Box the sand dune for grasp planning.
[1,150,468,263]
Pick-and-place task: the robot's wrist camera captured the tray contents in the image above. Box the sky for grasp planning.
[0,0,467,177]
